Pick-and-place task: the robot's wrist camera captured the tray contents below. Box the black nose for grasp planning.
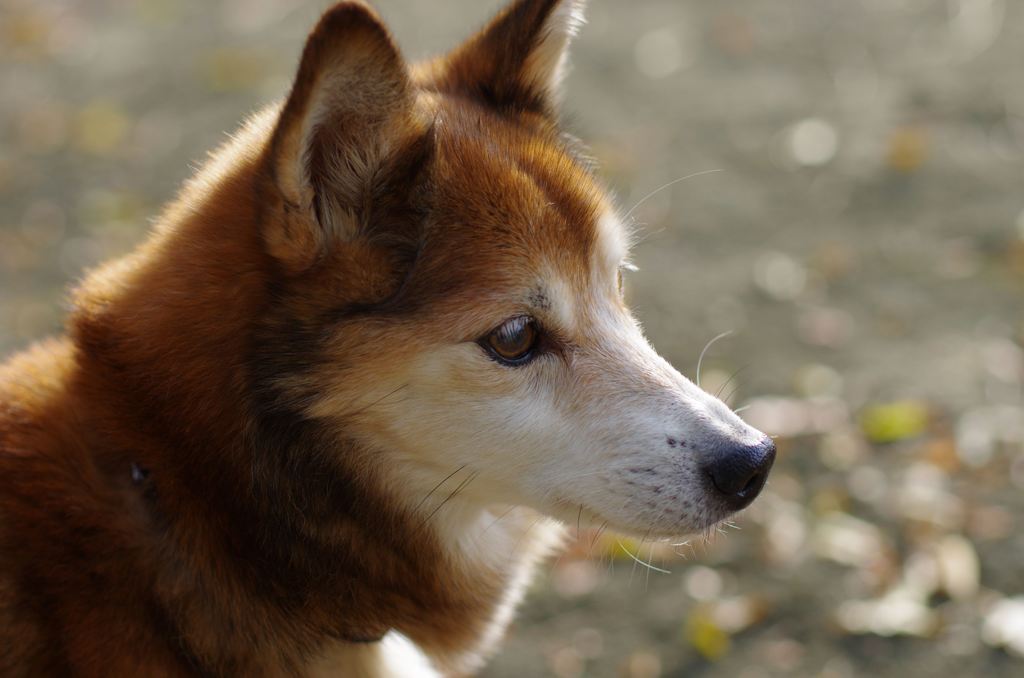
[702,438,776,510]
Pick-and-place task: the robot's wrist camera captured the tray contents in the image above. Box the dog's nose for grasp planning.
[702,437,775,510]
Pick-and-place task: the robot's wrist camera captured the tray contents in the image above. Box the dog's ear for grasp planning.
[265,1,416,272]
[424,0,586,115]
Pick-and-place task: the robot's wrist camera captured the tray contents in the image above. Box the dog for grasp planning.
[0,1,775,675]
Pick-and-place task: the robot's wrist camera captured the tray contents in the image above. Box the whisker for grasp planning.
[715,365,747,400]
[343,383,408,419]
[644,541,655,592]
[480,505,518,537]
[412,464,466,516]
[420,470,479,529]
[672,540,693,558]
[723,381,744,406]
[696,331,732,389]
[589,520,609,552]
[510,514,547,557]
[627,223,666,248]
[617,539,671,575]
[622,169,724,222]
[629,532,648,587]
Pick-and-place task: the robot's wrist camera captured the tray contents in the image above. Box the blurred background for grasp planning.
[1,0,1022,676]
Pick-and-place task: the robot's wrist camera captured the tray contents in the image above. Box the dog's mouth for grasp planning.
[549,445,776,540]
[552,491,763,542]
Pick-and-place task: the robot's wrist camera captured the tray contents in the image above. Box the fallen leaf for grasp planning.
[861,401,929,444]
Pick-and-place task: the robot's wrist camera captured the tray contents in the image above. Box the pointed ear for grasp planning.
[427,0,586,114]
[265,1,415,271]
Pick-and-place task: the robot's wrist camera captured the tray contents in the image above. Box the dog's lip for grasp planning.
[550,497,734,541]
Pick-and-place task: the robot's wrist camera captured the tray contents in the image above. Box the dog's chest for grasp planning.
[305,633,438,678]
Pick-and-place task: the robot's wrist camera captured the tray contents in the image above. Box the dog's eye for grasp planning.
[483,317,539,365]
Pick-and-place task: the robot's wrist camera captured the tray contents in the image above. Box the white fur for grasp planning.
[524,0,588,102]
[596,212,630,275]
[444,507,564,673]
[542,271,578,334]
[307,632,439,678]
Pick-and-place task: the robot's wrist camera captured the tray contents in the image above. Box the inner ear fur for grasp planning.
[420,0,586,115]
[264,1,418,272]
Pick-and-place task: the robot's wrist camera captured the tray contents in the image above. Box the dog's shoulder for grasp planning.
[0,337,82,506]
[0,338,183,675]
[0,338,82,674]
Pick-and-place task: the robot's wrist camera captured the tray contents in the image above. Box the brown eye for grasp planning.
[484,317,539,365]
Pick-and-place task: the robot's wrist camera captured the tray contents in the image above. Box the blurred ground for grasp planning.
[1,1,1023,676]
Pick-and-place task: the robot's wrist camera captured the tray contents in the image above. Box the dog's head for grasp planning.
[257,0,774,539]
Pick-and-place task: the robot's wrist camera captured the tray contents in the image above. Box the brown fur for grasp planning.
[0,1,600,675]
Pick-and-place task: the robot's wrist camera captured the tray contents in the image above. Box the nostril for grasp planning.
[737,471,763,497]
[704,438,776,508]
[707,464,756,496]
